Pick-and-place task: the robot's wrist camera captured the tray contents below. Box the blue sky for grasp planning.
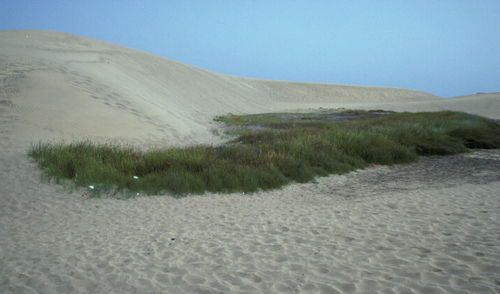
[1,0,499,97]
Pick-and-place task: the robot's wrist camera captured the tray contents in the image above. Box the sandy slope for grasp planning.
[1,30,441,148]
[1,30,500,293]
[2,30,499,148]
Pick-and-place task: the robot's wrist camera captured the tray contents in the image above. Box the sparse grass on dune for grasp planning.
[29,111,500,198]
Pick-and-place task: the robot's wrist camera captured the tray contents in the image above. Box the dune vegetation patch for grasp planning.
[29,110,500,198]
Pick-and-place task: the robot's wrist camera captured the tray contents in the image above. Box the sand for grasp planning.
[1,30,499,293]
[0,30,441,147]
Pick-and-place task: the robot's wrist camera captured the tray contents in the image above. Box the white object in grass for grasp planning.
[133,176,139,179]
[88,185,95,190]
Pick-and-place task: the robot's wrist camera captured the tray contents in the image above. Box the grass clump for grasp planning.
[29,111,500,198]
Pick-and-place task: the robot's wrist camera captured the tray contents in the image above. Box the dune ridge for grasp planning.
[3,30,499,149]
[1,30,442,148]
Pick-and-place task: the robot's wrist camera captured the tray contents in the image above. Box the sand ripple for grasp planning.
[1,149,499,293]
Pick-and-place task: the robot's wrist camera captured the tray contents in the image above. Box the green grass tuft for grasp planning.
[29,111,500,198]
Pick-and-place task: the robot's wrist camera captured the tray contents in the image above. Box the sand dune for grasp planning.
[2,30,499,148]
[1,30,499,293]
[1,30,441,148]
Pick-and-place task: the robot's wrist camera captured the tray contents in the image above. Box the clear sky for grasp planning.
[1,0,499,97]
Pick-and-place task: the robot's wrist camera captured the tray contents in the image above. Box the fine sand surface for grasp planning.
[1,147,499,293]
[1,30,500,293]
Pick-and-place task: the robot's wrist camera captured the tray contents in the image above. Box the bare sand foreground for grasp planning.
[1,31,500,293]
